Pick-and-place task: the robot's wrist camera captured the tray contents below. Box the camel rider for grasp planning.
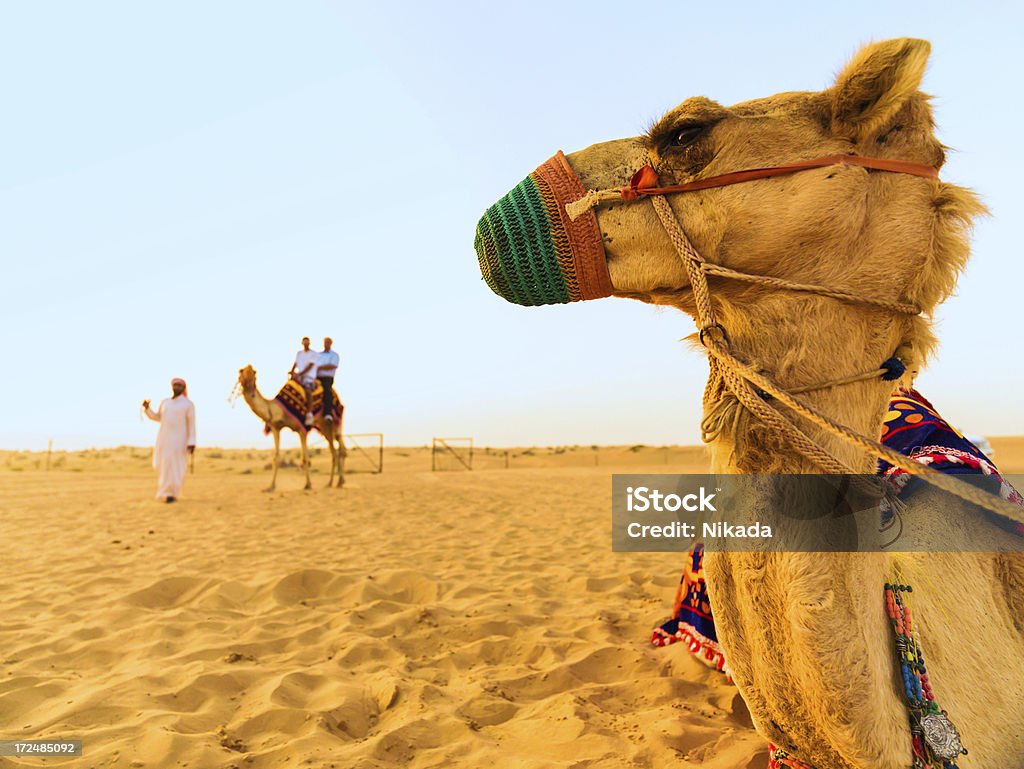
[317,337,339,422]
[289,336,318,427]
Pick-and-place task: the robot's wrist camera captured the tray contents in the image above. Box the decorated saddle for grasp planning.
[272,379,343,434]
[652,389,1022,667]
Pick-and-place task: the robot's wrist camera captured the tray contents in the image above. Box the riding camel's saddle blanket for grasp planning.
[878,388,1024,534]
[651,389,1024,667]
[270,379,343,435]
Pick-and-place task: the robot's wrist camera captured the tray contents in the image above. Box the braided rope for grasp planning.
[700,262,921,315]
[648,196,919,316]
[652,195,857,475]
[652,195,716,325]
[718,362,856,474]
[647,195,1024,527]
[707,342,1024,525]
[790,365,892,395]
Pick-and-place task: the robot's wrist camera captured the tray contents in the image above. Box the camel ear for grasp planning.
[830,38,930,139]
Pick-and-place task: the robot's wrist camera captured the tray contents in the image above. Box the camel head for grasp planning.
[476,38,982,315]
[238,365,257,396]
[475,38,986,470]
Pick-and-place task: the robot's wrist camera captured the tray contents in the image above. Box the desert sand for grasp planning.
[0,444,770,769]
[2,439,1020,769]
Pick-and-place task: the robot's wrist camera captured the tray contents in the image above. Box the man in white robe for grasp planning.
[143,378,196,502]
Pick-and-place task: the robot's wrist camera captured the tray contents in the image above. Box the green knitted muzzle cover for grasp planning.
[475,151,613,306]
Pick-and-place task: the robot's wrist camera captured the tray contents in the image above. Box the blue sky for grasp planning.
[2,2,1022,450]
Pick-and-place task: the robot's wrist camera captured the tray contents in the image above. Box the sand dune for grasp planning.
[0,447,774,768]
[7,437,1017,767]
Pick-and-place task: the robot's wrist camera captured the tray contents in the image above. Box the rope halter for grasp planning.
[565,154,1024,527]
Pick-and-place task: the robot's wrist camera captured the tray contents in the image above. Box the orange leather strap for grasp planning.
[620,155,939,200]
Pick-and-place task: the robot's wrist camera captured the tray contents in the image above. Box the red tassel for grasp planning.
[623,165,660,200]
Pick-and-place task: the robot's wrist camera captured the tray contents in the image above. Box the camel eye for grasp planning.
[670,124,705,147]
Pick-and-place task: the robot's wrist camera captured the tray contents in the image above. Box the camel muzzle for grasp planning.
[474,151,614,306]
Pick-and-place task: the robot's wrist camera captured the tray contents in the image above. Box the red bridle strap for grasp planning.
[621,155,938,200]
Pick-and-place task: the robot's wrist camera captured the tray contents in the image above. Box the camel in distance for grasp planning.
[237,365,347,491]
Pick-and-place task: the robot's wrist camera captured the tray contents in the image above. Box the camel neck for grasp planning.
[243,387,274,425]
[706,298,911,475]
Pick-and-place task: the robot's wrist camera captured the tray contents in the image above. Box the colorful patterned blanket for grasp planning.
[650,544,727,672]
[652,389,1021,668]
[879,389,1024,535]
[272,379,343,435]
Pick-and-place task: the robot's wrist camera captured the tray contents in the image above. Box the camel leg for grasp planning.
[336,430,347,487]
[299,431,312,491]
[325,428,336,488]
[265,428,280,492]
